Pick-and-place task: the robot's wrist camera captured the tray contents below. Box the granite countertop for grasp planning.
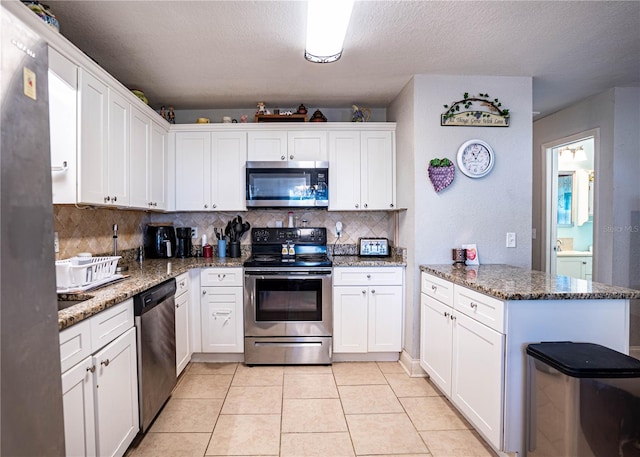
[420,264,640,301]
[331,254,406,267]
[59,254,406,330]
[58,256,248,330]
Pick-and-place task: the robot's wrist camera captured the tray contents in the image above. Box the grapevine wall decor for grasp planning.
[441,92,510,127]
[428,158,455,193]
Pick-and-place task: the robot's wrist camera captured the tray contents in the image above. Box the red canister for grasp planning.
[203,244,213,258]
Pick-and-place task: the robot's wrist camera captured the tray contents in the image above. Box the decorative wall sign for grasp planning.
[428,158,455,193]
[441,92,510,127]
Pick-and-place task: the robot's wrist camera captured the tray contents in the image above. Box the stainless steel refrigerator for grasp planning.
[1,4,66,456]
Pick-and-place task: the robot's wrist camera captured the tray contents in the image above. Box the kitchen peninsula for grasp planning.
[419,263,640,456]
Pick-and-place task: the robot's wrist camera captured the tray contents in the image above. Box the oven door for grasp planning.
[244,269,332,337]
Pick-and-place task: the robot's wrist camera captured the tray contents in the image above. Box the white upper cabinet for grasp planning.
[106,90,130,206]
[49,47,78,204]
[329,129,395,210]
[77,69,109,205]
[130,106,168,210]
[175,131,247,211]
[248,130,327,161]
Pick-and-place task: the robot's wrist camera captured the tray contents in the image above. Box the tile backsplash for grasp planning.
[54,206,396,259]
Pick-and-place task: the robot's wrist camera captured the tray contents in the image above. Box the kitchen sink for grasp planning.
[57,294,93,311]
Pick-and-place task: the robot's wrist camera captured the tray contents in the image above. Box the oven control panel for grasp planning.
[251,227,326,244]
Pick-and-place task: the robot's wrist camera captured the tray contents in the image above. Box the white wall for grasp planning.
[389,75,533,359]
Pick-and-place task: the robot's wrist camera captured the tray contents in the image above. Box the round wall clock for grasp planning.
[456,139,495,178]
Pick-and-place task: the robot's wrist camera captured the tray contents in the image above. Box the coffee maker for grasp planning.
[175,227,193,258]
[144,224,176,258]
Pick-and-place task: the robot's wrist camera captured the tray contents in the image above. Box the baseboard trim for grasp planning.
[190,353,244,363]
[332,352,400,363]
[399,350,427,377]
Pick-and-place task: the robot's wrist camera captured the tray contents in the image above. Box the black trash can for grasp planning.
[526,342,640,457]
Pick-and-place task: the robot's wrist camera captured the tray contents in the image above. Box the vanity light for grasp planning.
[559,146,587,162]
[304,0,354,63]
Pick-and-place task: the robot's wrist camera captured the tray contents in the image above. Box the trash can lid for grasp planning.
[526,342,640,378]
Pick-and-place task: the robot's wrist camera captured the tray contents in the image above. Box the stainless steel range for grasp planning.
[244,227,332,365]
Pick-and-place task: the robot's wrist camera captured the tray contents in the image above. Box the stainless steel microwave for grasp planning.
[246,161,329,208]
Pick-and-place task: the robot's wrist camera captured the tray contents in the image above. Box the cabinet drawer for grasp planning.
[200,268,243,287]
[454,286,504,333]
[90,299,134,352]
[421,273,454,304]
[59,319,92,373]
[175,272,190,297]
[333,267,403,286]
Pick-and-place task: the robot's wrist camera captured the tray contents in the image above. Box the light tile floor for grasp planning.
[125,361,498,457]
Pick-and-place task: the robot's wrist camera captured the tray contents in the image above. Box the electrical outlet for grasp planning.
[54,232,59,253]
[191,227,198,239]
[335,221,343,237]
[506,232,516,248]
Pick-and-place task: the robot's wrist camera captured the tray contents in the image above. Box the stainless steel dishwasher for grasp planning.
[134,278,177,432]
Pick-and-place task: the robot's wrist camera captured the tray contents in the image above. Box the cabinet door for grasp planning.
[61,356,96,457]
[288,131,328,161]
[149,121,167,209]
[78,70,108,205]
[201,287,244,353]
[49,47,78,204]
[452,312,504,449]
[328,131,361,210]
[175,290,190,375]
[129,106,150,208]
[175,132,211,210]
[556,257,585,279]
[361,130,395,210]
[211,132,247,211]
[93,328,139,457]
[367,285,403,352]
[333,286,368,353]
[107,90,130,206]
[419,293,453,396]
[247,131,287,161]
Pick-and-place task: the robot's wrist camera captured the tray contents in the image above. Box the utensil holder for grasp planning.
[217,239,226,258]
[229,241,241,258]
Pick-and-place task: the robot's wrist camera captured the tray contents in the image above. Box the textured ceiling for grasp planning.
[45,0,640,119]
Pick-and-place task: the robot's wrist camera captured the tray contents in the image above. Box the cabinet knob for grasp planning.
[366,274,371,279]
[212,204,217,208]
[176,303,180,308]
[100,359,110,367]
[290,155,294,160]
[104,196,111,202]
[112,196,117,202]
[148,202,153,206]
[218,274,226,280]
[389,203,394,208]
[204,204,209,209]
[281,155,286,160]
[444,311,450,318]
[153,202,157,207]
[86,365,96,373]
[450,315,456,321]
[470,302,478,309]
[432,285,437,292]
[362,290,366,294]
[364,203,368,208]
[371,289,376,294]
[355,203,359,208]
[202,290,207,295]
[180,281,186,287]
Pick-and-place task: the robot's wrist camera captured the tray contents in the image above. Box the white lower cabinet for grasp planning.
[420,273,504,450]
[175,272,191,375]
[59,299,138,457]
[333,267,404,353]
[200,268,244,353]
[557,255,593,280]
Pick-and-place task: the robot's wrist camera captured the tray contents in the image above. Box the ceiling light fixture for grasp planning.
[305,0,354,63]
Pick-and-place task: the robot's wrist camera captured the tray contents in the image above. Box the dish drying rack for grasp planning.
[56,256,122,292]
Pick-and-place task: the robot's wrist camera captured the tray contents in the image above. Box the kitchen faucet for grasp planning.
[556,239,563,252]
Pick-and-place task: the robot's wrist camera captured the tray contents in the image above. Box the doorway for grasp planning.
[544,130,598,279]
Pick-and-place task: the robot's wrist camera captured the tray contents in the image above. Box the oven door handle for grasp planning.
[244,270,331,277]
